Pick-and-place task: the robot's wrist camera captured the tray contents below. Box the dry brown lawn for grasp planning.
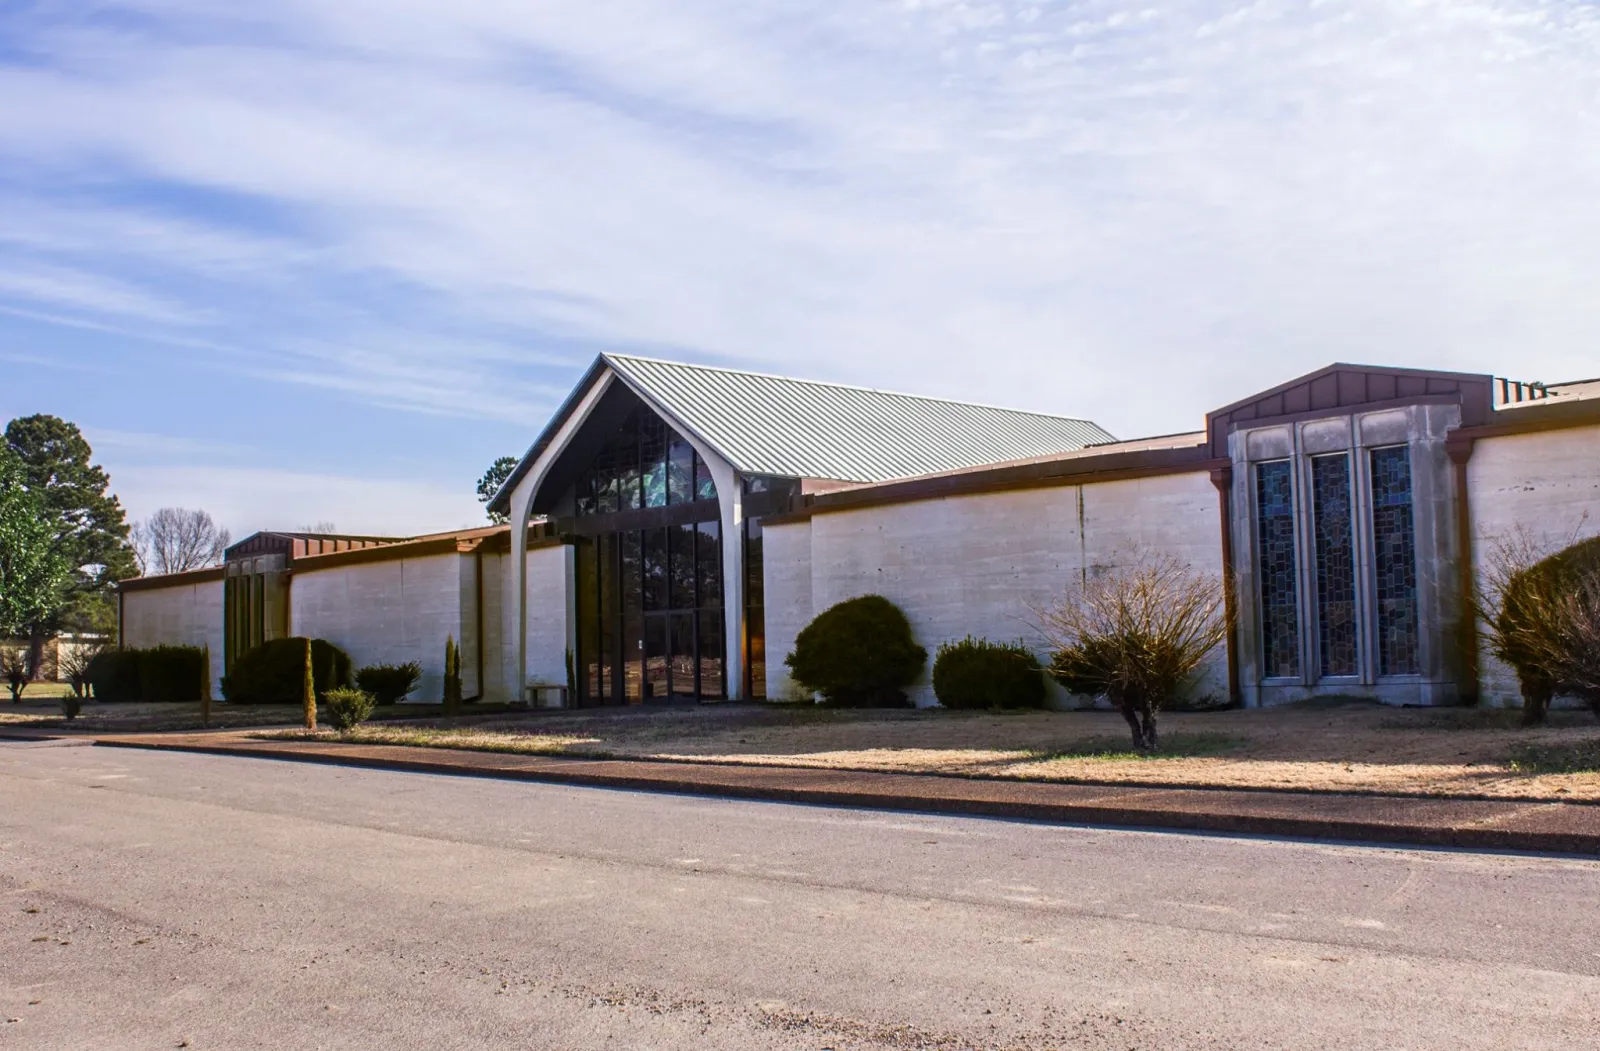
[264,700,1600,801]
[1,700,307,732]
[0,700,524,733]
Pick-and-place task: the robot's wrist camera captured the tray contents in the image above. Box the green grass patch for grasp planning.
[1038,732,1245,762]
[1507,740,1600,775]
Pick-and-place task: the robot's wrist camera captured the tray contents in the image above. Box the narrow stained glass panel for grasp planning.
[1255,460,1299,678]
[1311,454,1358,677]
[1370,446,1420,675]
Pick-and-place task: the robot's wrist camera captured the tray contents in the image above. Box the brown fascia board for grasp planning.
[224,530,404,560]
[117,565,227,592]
[289,527,508,573]
[1449,395,1600,444]
[763,442,1220,524]
[476,531,572,555]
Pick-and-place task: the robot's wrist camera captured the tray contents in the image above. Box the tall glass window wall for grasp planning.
[1247,436,1425,690]
[572,408,724,703]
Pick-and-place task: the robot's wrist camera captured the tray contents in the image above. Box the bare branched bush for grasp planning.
[1477,525,1600,725]
[1036,552,1229,752]
[1548,576,1600,718]
[2,645,27,702]
[57,638,105,698]
[132,507,230,576]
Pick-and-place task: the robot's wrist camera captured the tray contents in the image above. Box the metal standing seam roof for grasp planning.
[602,354,1116,483]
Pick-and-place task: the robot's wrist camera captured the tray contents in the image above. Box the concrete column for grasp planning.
[718,470,745,701]
[511,494,530,704]
[509,373,614,706]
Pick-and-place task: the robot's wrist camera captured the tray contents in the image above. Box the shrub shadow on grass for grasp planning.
[1032,732,1246,763]
[1508,741,1600,775]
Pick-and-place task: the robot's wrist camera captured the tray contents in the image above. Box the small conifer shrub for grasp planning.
[302,638,317,731]
[442,635,463,714]
[323,687,376,733]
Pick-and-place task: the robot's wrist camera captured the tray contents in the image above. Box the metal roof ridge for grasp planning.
[602,352,1110,429]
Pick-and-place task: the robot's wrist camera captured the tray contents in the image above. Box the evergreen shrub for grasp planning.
[323,687,375,733]
[785,594,926,707]
[222,637,351,704]
[932,636,1046,710]
[85,649,143,702]
[137,645,206,703]
[355,662,423,706]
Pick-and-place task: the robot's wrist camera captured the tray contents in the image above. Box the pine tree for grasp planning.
[200,642,213,728]
[302,638,317,731]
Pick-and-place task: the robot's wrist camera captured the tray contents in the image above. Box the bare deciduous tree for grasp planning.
[57,637,105,699]
[132,508,231,576]
[2,645,27,703]
[297,521,338,535]
[1036,551,1230,752]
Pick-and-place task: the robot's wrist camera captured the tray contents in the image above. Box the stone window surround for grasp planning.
[1229,403,1463,707]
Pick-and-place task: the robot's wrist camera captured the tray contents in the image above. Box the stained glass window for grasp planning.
[1311,454,1358,677]
[1370,446,1419,675]
[1255,460,1299,678]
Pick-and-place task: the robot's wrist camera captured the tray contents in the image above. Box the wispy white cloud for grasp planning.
[0,262,204,326]
[1,0,1599,451]
[111,463,483,539]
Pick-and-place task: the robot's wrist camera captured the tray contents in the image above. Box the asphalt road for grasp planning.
[3,742,1598,1051]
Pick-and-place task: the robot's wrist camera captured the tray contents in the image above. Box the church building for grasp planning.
[118,356,1600,710]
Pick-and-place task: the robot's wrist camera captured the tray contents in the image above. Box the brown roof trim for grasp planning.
[763,444,1221,525]
[476,531,572,555]
[290,533,491,573]
[1450,396,1600,443]
[117,565,226,592]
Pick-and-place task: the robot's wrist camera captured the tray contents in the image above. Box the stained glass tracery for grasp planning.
[1255,460,1300,678]
[1370,446,1420,676]
[1311,454,1358,677]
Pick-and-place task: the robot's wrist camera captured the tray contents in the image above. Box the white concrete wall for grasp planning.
[763,519,813,701]
[120,579,226,689]
[765,471,1226,707]
[1468,423,1600,705]
[290,553,466,703]
[523,544,573,699]
[479,551,510,702]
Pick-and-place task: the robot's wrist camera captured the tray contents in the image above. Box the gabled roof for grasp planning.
[489,354,1115,513]
[606,354,1115,482]
[1203,363,1495,458]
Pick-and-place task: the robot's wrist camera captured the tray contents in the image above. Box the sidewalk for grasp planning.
[51,728,1596,856]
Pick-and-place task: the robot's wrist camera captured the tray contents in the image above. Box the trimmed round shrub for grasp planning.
[932,636,1046,710]
[138,645,205,703]
[355,662,423,706]
[85,649,143,702]
[222,637,351,704]
[785,594,926,707]
[323,687,376,733]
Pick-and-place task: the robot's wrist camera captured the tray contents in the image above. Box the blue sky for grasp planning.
[2,1,1599,539]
